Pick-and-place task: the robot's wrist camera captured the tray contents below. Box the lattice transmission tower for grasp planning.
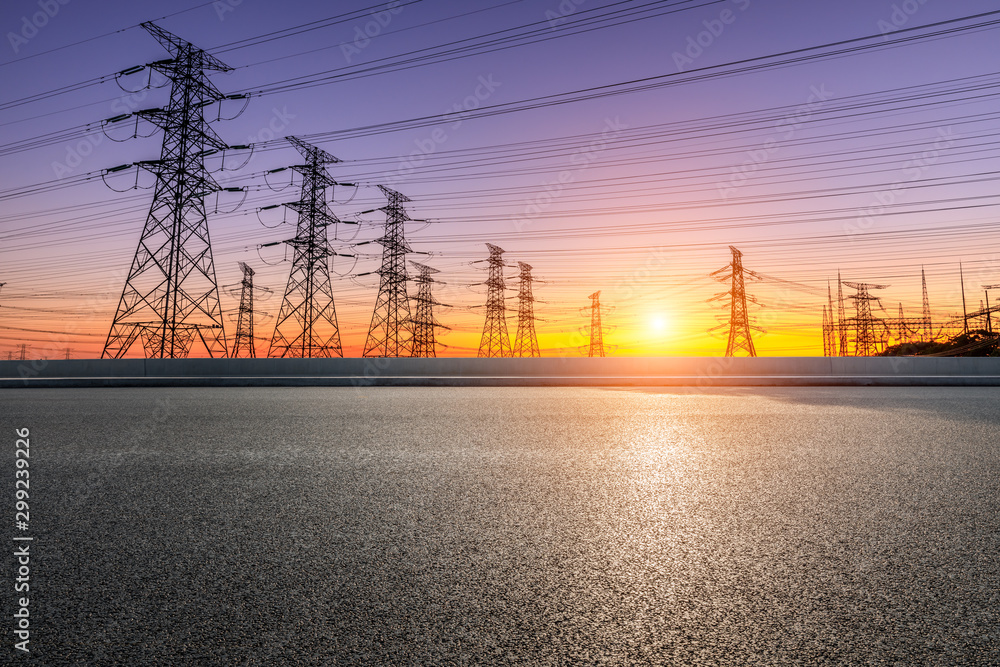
[478,243,511,357]
[587,291,605,357]
[837,270,848,356]
[822,304,833,357]
[921,267,932,341]
[709,246,760,357]
[844,281,889,356]
[266,137,347,358]
[513,262,540,358]
[409,262,449,358]
[103,22,240,359]
[231,262,272,358]
[826,280,839,356]
[364,186,413,357]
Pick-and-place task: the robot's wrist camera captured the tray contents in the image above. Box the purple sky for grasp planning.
[2,0,999,356]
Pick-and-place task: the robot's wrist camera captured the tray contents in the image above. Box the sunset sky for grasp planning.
[2,0,999,358]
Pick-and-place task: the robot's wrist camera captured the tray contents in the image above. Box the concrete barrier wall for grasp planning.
[1,357,1000,387]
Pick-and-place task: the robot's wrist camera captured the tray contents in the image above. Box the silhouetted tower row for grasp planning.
[478,243,511,357]
[103,22,237,359]
[409,262,449,358]
[844,281,889,356]
[710,246,759,357]
[364,186,413,358]
[268,137,345,358]
[587,291,605,357]
[513,262,540,358]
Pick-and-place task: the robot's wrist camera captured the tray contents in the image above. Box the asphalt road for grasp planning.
[1,386,998,665]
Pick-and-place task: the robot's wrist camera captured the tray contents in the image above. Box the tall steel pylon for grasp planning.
[844,281,889,356]
[710,246,758,357]
[827,280,839,356]
[231,262,271,358]
[364,186,413,357]
[478,243,511,357]
[896,303,907,343]
[409,262,449,358]
[103,22,237,359]
[921,267,932,341]
[513,262,540,358]
[837,270,848,356]
[587,291,605,357]
[822,304,833,356]
[267,137,346,358]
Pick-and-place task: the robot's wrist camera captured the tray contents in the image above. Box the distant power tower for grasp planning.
[837,270,848,355]
[478,243,511,357]
[364,186,413,358]
[587,291,605,357]
[824,280,836,356]
[710,246,759,357]
[267,138,345,358]
[844,281,889,356]
[231,262,273,358]
[513,262,540,358]
[822,304,834,356]
[921,267,932,340]
[17,344,27,361]
[409,262,449,358]
[103,22,239,359]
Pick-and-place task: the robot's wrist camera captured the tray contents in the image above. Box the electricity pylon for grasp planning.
[822,305,833,356]
[513,262,540,357]
[364,186,413,357]
[843,281,889,356]
[103,22,238,359]
[408,262,449,358]
[709,245,759,357]
[231,262,272,358]
[826,280,838,355]
[837,270,848,356]
[267,137,346,358]
[587,291,605,357]
[478,243,511,357]
[921,267,932,341]
[896,303,907,343]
